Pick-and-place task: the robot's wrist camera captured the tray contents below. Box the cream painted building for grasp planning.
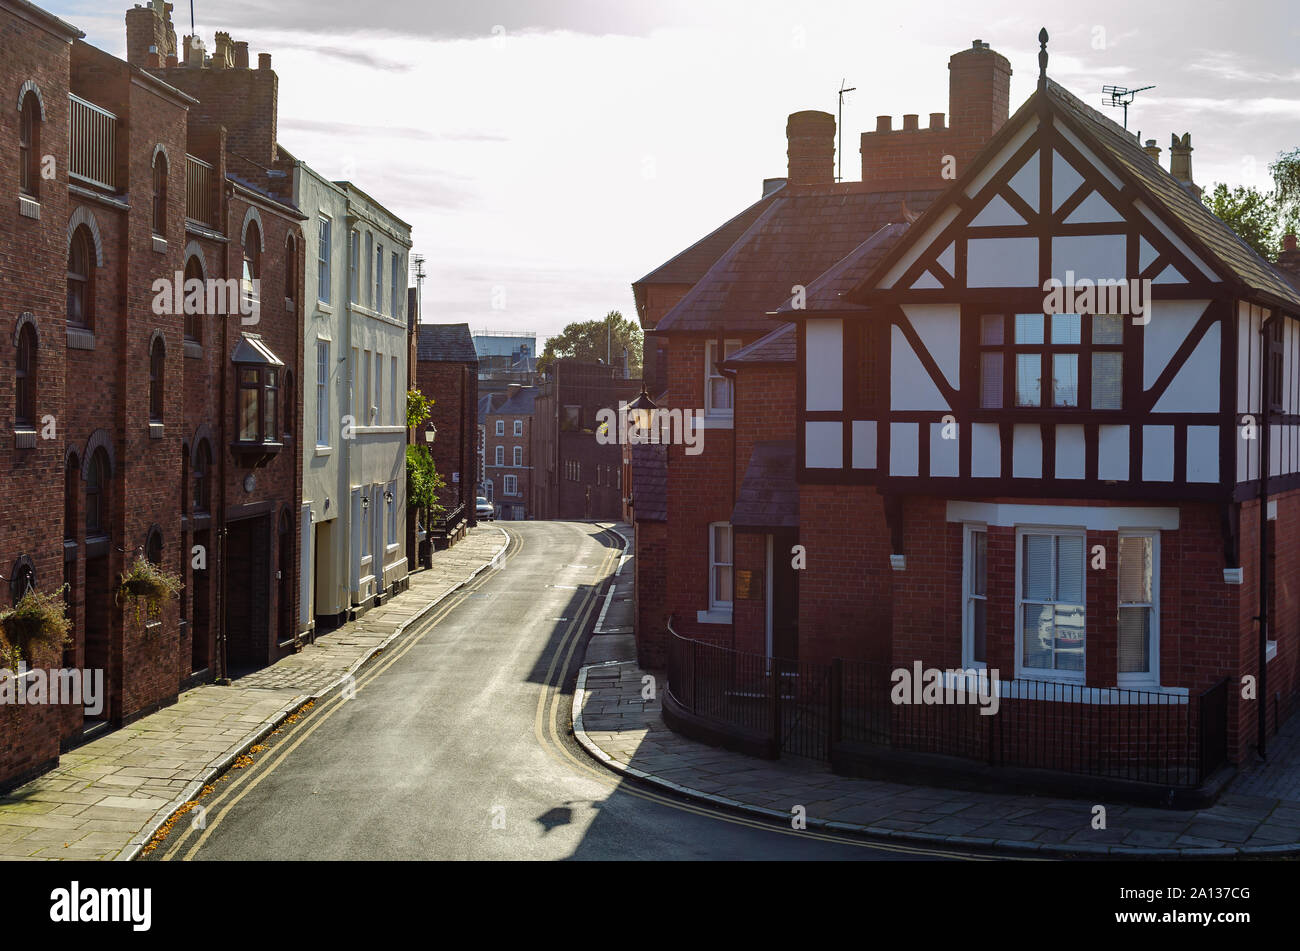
[293,162,412,631]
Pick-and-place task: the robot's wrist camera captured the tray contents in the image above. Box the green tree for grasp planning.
[539,311,642,375]
[1204,182,1281,260]
[405,388,446,522]
[1271,147,1300,234]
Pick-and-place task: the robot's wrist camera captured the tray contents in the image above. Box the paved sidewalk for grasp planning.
[573,646,1300,858]
[0,526,507,861]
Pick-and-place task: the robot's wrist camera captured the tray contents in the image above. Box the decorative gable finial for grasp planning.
[1038,28,1049,84]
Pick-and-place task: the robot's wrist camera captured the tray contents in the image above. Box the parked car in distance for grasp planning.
[476,497,495,521]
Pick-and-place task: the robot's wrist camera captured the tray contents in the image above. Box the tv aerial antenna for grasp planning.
[837,78,856,182]
[1102,85,1154,130]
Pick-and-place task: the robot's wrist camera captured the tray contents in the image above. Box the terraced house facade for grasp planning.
[0,0,415,791]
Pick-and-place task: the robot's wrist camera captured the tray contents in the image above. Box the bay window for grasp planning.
[231,333,286,464]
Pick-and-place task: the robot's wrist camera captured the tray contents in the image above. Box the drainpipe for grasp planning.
[217,181,232,685]
[1257,309,1280,759]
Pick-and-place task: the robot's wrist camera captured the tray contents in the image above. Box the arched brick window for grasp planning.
[67,225,94,328]
[86,447,109,537]
[183,254,203,343]
[146,527,163,566]
[149,336,165,421]
[19,91,40,198]
[242,221,261,315]
[15,322,36,427]
[152,151,168,237]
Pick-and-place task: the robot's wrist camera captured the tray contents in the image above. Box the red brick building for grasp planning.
[532,359,640,521]
[632,36,1300,794]
[414,323,479,524]
[484,385,536,519]
[0,0,305,789]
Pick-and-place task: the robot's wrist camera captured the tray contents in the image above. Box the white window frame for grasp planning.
[315,340,330,447]
[365,232,374,309]
[495,445,504,466]
[704,339,740,419]
[391,252,401,321]
[503,474,518,496]
[1014,525,1087,684]
[375,351,383,425]
[349,228,360,304]
[390,355,398,426]
[386,481,399,554]
[360,492,373,563]
[1117,530,1160,687]
[513,446,522,467]
[484,480,493,501]
[496,420,504,435]
[961,523,988,670]
[362,349,372,425]
[513,419,523,436]
[317,216,332,304]
[375,242,384,314]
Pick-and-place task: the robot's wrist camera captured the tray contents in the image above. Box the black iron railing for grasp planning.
[666,631,1230,787]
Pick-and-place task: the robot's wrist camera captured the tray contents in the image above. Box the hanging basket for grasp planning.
[117,557,184,623]
[0,586,71,668]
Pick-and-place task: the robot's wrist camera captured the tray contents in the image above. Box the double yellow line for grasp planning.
[532,526,999,861]
[156,528,522,861]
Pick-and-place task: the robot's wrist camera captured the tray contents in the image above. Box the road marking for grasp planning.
[156,528,524,861]
[591,584,617,634]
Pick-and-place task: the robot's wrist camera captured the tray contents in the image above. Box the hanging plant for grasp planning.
[117,557,183,623]
[0,586,71,670]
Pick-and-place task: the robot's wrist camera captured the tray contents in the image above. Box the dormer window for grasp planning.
[231,333,285,467]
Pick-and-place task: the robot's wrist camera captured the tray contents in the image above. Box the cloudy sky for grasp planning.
[52,0,1300,346]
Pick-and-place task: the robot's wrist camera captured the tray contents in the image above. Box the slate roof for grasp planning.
[630,443,667,522]
[634,188,782,288]
[494,386,539,416]
[724,323,796,366]
[776,222,910,313]
[477,392,508,425]
[732,440,798,530]
[1045,80,1300,310]
[655,185,942,334]
[417,323,478,363]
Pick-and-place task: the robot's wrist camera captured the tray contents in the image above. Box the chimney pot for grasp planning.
[903,114,919,131]
[1142,139,1162,163]
[876,115,892,132]
[929,112,945,129]
[258,52,272,69]
[234,41,250,68]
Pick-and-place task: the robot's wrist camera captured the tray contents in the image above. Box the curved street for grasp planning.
[146,521,978,861]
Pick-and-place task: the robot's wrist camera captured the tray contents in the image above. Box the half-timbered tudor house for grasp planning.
[633,34,1300,790]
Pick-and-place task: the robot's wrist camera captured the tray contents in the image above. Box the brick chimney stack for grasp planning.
[125,0,176,68]
[859,39,1010,191]
[1169,133,1201,200]
[786,110,836,186]
[1143,139,1162,164]
[948,39,1012,136]
[1277,233,1300,282]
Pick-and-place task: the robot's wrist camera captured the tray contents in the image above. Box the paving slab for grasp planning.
[572,638,1300,858]
[0,526,507,861]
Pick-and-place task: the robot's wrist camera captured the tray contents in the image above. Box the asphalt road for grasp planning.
[147,521,978,861]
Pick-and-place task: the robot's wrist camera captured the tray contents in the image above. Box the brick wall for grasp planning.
[415,360,478,513]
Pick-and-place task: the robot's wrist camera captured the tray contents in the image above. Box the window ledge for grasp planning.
[184,339,202,360]
[314,445,332,456]
[14,429,36,450]
[66,326,95,351]
[152,234,167,254]
[700,415,734,429]
[315,301,333,316]
[18,195,40,219]
[285,298,295,312]
[1001,677,1188,703]
[696,608,733,625]
[148,421,164,440]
